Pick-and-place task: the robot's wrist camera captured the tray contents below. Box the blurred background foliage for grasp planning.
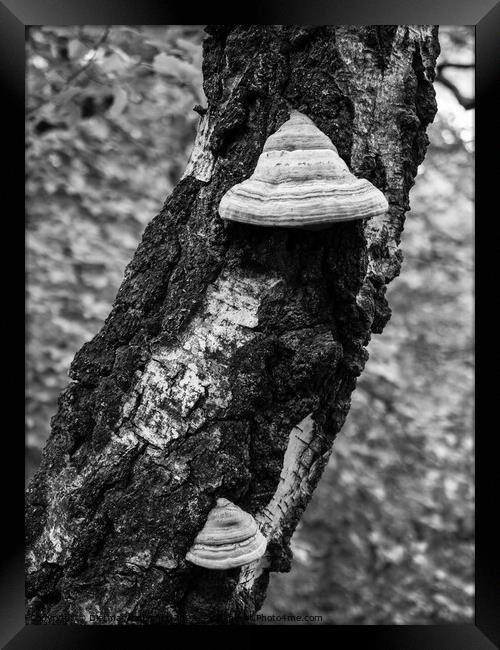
[26,25,474,624]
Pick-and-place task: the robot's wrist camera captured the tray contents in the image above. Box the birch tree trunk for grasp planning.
[26,25,440,624]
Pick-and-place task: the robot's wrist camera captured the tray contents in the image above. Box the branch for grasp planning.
[27,27,111,117]
[436,69,475,110]
[437,61,474,72]
[64,27,111,85]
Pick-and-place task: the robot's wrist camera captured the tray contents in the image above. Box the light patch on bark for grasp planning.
[27,434,143,575]
[259,414,315,537]
[237,413,319,592]
[335,25,432,286]
[79,601,101,624]
[117,268,281,454]
[26,466,83,573]
[125,550,152,571]
[182,60,258,185]
[155,553,179,570]
[181,110,216,182]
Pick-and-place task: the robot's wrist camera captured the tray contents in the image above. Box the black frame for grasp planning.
[6,0,498,645]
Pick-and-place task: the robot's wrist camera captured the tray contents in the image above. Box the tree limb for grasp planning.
[436,63,475,110]
[27,27,111,117]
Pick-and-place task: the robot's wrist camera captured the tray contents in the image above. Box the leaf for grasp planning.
[175,37,201,61]
[68,39,89,61]
[108,86,128,118]
[40,26,76,37]
[100,52,129,76]
[52,87,83,108]
[58,101,82,128]
[144,37,171,50]
[82,119,110,142]
[152,52,200,85]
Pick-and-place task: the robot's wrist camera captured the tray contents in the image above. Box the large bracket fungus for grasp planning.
[186,498,267,570]
[218,110,388,229]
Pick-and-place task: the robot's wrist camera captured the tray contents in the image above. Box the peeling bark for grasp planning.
[26,25,440,624]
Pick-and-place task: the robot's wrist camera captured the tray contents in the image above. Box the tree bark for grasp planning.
[26,25,440,624]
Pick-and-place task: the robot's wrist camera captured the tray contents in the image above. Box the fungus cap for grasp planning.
[218,110,388,229]
[186,498,267,570]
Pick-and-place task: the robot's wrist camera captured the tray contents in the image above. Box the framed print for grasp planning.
[4,0,497,645]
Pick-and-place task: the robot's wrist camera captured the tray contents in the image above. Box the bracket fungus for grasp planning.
[186,498,267,570]
[218,110,388,229]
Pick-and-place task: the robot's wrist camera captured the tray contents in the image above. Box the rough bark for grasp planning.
[26,25,440,624]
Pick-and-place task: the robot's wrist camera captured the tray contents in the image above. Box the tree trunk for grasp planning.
[26,25,440,625]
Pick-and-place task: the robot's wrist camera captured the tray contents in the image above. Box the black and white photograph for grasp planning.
[6,7,493,642]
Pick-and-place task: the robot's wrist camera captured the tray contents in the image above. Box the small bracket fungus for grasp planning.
[218,110,388,229]
[186,498,267,570]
